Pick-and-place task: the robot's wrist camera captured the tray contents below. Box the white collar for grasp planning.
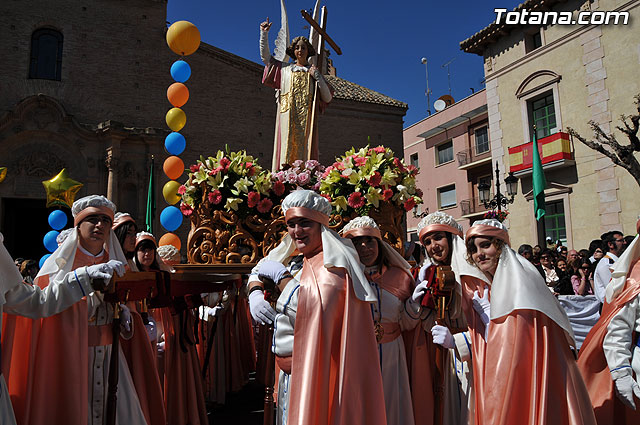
[77,243,105,258]
[290,63,309,72]
[605,252,619,262]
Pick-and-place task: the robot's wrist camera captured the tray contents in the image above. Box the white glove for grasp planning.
[145,316,157,342]
[208,305,224,319]
[85,260,125,281]
[611,368,640,409]
[472,289,491,326]
[119,303,131,332]
[248,289,276,325]
[257,260,291,284]
[411,281,429,304]
[431,325,455,349]
[417,263,430,283]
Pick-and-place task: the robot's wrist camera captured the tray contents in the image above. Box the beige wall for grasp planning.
[480,0,640,250]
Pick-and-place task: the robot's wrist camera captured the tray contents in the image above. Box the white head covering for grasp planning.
[56,228,74,246]
[37,195,126,281]
[417,211,464,240]
[272,190,376,302]
[157,244,181,264]
[455,219,576,346]
[341,216,411,272]
[606,233,640,303]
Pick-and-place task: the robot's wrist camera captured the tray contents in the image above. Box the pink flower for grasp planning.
[180,202,193,216]
[354,156,367,167]
[305,159,320,170]
[312,181,321,191]
[219,157,231,171]
[373,146,386,154]
[297,171,311,186]
[209,190,222,205]
[274,171,286,182]
[368,171,382,187]
[393,157,406,172]
[321,166,334,178]
[208,169,217,176]
[292,159,304,168]
[273,181,285,196]
[321,194,332,202]
[404,198,417,211]
[348,192,365,209]
[189,164,200,173]
[285,171,298,184]
[178,185,187,195]
[382,189,393,201]
[257,198,273,214]
[247,191,261,208]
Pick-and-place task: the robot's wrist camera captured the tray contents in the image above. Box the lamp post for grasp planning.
[478,161,519,212]
[421,57,431,116]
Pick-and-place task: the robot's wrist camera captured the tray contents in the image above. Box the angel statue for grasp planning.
[260,0,333,170]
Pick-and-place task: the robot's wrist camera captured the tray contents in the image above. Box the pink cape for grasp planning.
[3,251,96,425]
[120,311,166,425]
[577,259,640,424]
[158,308,208,424]
[287,251,387,425]
[461,276,596,425]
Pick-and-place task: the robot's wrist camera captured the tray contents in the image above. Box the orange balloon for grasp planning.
[163,156,185,180]
[167,82,190,107]
[159,232,181,251]
[166,21,201,56]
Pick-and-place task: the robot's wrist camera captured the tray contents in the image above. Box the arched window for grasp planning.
[29,28,63,80]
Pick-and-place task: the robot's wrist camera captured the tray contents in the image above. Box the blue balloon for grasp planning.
[48,210,68,230]
[160,206,183,232]
[165,132,186,156]
[39,254,51,268]
[170,60,191,83]
[43,230,60,253]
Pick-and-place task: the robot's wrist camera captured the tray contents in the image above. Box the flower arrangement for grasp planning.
[483,209,509,222]
[318,146,423,216]
[179,149,277,218]
[271,159,325,194]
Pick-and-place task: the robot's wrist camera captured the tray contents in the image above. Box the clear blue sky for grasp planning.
[167,0,522,128]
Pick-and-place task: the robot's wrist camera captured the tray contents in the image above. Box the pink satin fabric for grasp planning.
[285,206,330,226]
[460,275,596,425]
[418,223,463,241]
[120,312,167,425]
[88,323,113,346]
[73,205,114,226]
[577,259,640,424]
[343,226,383,240]
[287,251,387,425]
[158,308,208,425]
[4,250,100,425]
[373,265,413,301]
[465,224,510,246]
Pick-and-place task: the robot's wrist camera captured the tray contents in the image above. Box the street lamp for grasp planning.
[478,161,519,211]
[421,57,431,116]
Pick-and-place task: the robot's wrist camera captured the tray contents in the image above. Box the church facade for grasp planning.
[0,0,407,258]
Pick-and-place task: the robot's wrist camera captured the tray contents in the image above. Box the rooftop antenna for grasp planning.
[421,57,431,116]
[441,58,456,97]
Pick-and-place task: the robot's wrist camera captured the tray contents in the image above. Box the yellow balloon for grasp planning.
[166,107,186,132]
[166,21,201,56]
[163,180,182,205]
[0,167,6,183]
[42,169,84,209]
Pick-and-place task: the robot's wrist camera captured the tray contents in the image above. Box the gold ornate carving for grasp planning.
[187,200,405,264]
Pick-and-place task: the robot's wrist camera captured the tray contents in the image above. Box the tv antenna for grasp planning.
[441,58,456,97]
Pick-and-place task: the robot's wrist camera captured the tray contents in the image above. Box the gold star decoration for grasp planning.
[0,167,6,183]
[42,169,83,209]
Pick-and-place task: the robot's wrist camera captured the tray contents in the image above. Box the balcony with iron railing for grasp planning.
[456,143,491,169]
[460,197,487,218]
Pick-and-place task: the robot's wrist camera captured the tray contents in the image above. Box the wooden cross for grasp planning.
[300,7,342,160]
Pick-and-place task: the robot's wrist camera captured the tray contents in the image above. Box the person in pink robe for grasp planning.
[277,190,386,425]
[454,219,596,425]
[578,222,640,424]
[2,195,153,425]
[134,231,208,425]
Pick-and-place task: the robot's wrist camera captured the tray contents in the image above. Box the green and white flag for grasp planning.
[532,130,546,221]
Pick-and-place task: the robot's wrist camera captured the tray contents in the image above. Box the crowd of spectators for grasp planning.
[517,229,631,297]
